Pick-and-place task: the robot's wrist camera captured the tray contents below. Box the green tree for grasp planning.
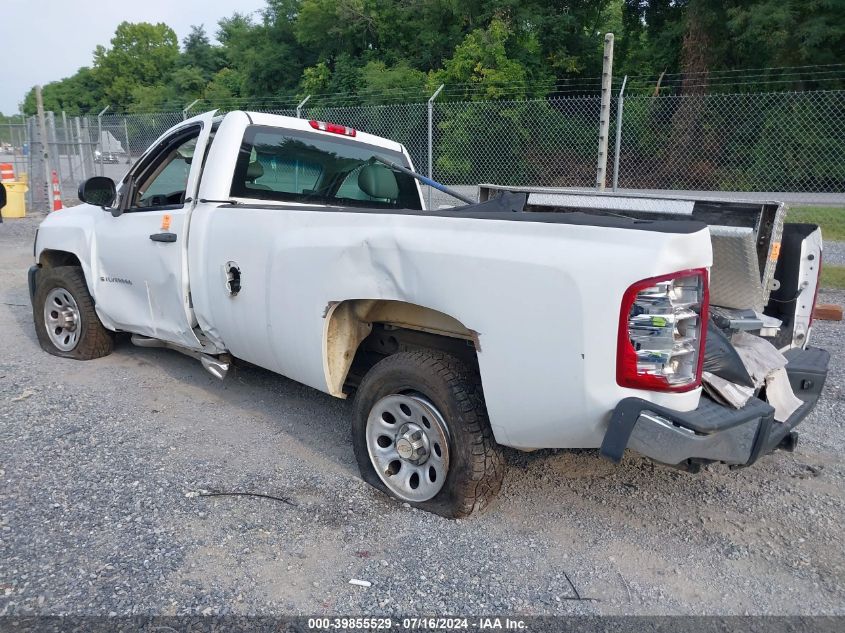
[218,2,307,98]
[19,0,845,114]
[359,61,427,103]
[169,66,208,100]
[620,0,686,79]
[129,84,174,113]
[430,18,551,100]
[204,68,245,103]
[216,13,256,97]
[617,0,845,92]
[22,67,104,115]
[431,19,555,185]
[180,25,226,81]
[93,22,180,109]
[296,0,375,60]
[726,0,845,75]
[300,61,333,95]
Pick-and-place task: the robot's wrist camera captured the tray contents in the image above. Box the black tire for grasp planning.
[33,266,114,360]
[352,350,505,518]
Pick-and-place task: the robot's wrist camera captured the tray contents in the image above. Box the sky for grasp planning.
[1,0,269,115]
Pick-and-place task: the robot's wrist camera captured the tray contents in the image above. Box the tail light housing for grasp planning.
[617,269,709,392]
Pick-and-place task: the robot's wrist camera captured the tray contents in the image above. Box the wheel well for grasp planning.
[39,249,82,269]
[323,299,479,397]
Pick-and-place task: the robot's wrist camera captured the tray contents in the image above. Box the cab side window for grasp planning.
[126,130,199,211]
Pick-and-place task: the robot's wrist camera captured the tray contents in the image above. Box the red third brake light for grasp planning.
[309,119,357,137]
[617,268,709,393]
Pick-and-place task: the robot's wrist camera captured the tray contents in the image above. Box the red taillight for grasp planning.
[808,250,822,329]
[309,119,356,137]
[617,269,709,393]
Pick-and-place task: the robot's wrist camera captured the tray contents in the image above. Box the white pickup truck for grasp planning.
[19,110,829,517]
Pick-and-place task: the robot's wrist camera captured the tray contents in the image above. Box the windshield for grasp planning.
[230,125,422,210]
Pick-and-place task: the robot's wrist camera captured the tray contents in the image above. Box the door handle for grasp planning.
[149,232,177,243]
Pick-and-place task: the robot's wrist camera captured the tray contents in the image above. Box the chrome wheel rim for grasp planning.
[366,393,450,503]
[43,287,81,352]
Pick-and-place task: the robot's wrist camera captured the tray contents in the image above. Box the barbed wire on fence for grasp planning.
[102,63,845,115]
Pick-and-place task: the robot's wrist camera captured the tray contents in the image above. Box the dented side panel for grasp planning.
[188,201,712,450]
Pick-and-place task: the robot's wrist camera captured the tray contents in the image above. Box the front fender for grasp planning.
[34,205,102,297]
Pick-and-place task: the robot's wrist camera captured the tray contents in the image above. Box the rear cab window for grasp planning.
[230,125,422,210]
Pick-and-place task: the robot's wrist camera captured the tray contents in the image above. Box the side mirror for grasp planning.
[0,183,6,210]
[78,176,116,209]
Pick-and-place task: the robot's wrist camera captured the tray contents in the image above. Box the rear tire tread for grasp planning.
[353,350,505,518]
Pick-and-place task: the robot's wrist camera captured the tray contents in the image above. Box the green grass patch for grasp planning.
[788,206,845,242]
[821,264,845,290]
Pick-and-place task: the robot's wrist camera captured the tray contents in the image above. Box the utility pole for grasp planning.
[22,105,34,210]
[123,118,131,164]
[35,86,52,210]
[62,110,75,185]
[75,117,87,180]
[427,84,444,209]
[595,33,614,191]
[97,105,110,176]
[7,110,18,179]
[47,111,63,186]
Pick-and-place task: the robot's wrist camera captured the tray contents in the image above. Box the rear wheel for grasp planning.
[352,350,505,518]
[33,266,113,360]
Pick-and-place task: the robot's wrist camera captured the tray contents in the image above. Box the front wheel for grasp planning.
[352,351,505,518]
[33,266,114,360]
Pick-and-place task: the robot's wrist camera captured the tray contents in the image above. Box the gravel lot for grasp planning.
[823,240,845,267]
[1,212,843,617]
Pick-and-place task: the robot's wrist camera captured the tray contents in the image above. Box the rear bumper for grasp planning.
[601,346,830,468]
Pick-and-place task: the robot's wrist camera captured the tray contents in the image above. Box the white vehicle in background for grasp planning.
[16,110,829,518]
[93,150,120,164]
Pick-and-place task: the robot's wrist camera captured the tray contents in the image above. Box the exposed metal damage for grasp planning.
[323,299,475,397]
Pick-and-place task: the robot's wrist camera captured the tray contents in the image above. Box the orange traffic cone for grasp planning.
[51,170,63,211]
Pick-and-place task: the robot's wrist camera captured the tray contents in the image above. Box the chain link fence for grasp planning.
[8,90,843,286]
[616,90,845,193]
[7,89,844,217]
[433,96,604,188]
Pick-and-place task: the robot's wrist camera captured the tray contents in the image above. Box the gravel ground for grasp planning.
[1,213,843,617]
[823,241,845,267]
